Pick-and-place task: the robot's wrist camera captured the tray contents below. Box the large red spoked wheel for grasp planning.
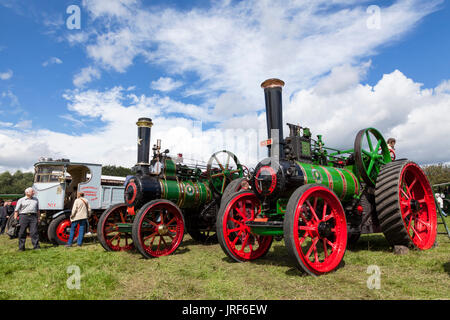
[284,184,348,276]
[132,200,185,258]
[48,215,79,245]
[375,160,437,249]
[97,203,135,252]
[216,191,273,262]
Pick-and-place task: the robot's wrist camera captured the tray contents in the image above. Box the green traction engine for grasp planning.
[216,79,438,276]
[97,118,245,258]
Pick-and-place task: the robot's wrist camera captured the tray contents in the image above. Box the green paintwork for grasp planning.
[276,199,288,215]
[164,159,177,177]
[160,178,212,209]
[117,223,133,233]
[296,162,360,201]
[251,227,284,236]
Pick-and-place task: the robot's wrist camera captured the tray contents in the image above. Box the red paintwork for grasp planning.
[398,163,437,250]
[56,218,79,243]
[136,202,184,257]
[292,186,347,275]
[221,192,273,261]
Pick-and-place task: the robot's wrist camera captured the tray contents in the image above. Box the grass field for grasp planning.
[0,218,449,300]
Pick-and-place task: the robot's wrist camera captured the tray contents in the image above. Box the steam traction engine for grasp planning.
[97,118,245,258]
[216,79,437,276]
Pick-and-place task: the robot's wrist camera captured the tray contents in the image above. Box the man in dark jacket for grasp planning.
[0,201,8,235]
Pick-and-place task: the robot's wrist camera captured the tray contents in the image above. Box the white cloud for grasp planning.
[150,77,183,92]
[77,1,439,91]
[66,0,443,125]
[0,121,13,127]
[14,120,32,130]
[0,69,13,80]
[0,90,20,111]
[59,114,86,127]
[73,66,101,87]
[1,0,448,172]
[42,57,63,67]
[435,80,450,94]
[0,85,264,172]
[0,68,448,172]
[285,68,450,164]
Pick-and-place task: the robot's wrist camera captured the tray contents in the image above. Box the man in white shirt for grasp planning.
[14,187,40,251]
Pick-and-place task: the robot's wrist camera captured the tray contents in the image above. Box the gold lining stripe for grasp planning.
[298,163,308,184]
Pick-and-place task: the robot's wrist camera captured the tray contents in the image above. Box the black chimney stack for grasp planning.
[261,78,285,159]
[136,117,153,173]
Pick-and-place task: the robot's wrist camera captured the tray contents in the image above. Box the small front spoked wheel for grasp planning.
[284,184,348,276]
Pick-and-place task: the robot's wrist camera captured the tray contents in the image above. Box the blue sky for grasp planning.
[0,0,449,171]
[366,0,450,88]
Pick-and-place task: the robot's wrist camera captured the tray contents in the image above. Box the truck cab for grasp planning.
[32,158,125,244]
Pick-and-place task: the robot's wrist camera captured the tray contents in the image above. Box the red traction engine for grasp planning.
[97,118,245,258]
[216,79,437,276]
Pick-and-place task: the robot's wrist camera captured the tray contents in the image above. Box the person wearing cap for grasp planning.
[66,192,91,247]
[14,187,40,251]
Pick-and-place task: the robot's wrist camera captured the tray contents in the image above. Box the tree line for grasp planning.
[0,163,449,195]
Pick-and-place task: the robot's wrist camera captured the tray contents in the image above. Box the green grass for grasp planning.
[0,218,449,300]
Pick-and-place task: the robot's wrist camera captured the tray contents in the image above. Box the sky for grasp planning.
[0,0,449,172]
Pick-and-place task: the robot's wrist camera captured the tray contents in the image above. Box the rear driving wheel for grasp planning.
[375,160,437,249]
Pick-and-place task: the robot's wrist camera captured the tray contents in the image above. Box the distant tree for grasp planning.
[101,165,134,177]
[422,163,450,186]
[0,171,34,194]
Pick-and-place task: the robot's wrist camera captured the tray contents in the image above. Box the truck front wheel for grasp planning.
[48,215,79,245]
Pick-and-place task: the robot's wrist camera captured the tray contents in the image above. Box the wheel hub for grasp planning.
[410,199,421,213]
[318,222,332,239]
[158,224,169,235]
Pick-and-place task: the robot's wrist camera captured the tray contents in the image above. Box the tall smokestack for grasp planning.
[261,78,285,159]
[136,117,153,169]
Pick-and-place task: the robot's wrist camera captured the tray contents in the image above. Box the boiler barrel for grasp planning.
[125,175,213,210]
[295,162,361,201]
[160,179,213,209]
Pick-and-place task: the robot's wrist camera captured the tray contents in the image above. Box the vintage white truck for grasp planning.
[32,158,126,245]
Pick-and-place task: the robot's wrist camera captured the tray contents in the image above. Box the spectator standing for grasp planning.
[387,138,396,160]
[14,188,40,251]
[0,201,8,235]
[436,193,447,217]
[66,192,91,247]
[5,200,15,218]
[387,138,396,151]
